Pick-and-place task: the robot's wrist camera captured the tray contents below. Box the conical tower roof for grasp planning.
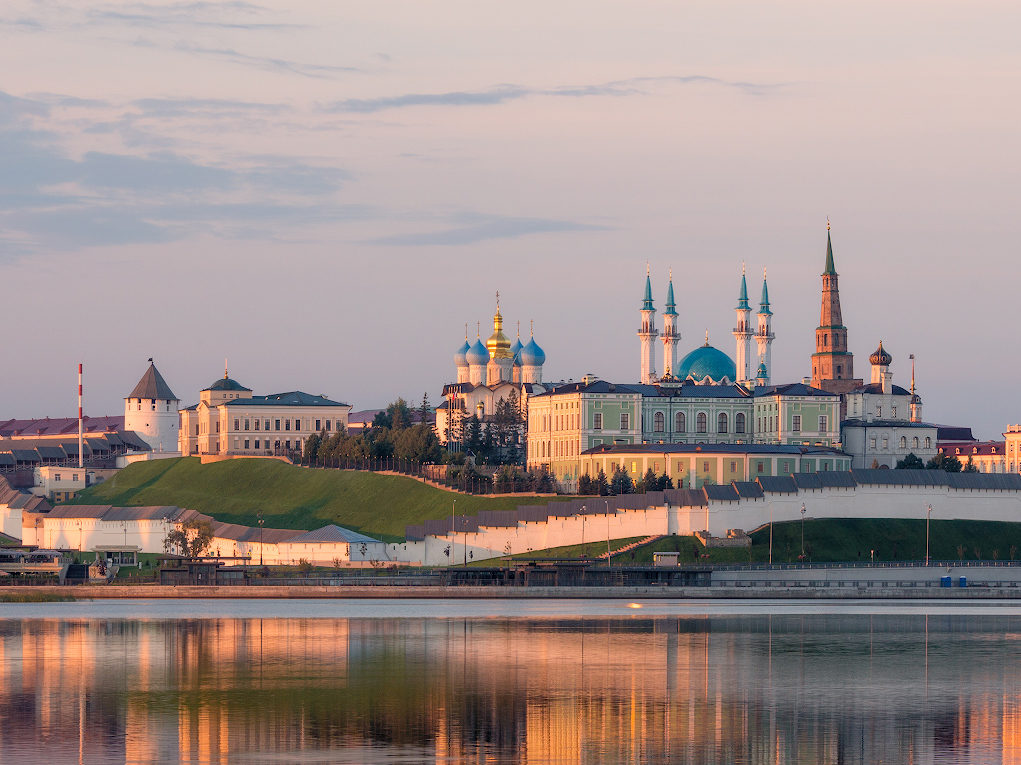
[127,360,178,401]
[664,272,678,316]
[758,269,772,315]
[824,228,836,275]
[736,264,750,310]
[642,268,654,311]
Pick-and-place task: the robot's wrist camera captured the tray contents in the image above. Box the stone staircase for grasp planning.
[598,535,663,561]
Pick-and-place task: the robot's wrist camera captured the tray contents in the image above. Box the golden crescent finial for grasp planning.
[668,267,672,280]
[742,261,746,275]
[704,329,709,345]
[476,321,480,338]
[827,216,831,231]
[530,319,534,337]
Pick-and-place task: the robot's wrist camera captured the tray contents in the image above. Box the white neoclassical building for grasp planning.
[178,369,351,457]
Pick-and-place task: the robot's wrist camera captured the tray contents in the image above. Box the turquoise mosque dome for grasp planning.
[454,339,471,367]
[466,338,490,366]
[519,337,546,367]
[510,336,523,366]
[676,339,737,384]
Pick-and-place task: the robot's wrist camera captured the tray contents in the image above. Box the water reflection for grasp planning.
[2,611,1021,763]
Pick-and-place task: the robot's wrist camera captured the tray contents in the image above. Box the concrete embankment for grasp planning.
[3,584,1021,600]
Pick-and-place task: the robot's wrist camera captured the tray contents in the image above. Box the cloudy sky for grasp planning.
[1,1,1018,438]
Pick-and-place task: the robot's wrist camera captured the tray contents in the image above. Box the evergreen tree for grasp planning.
[658,473,674,490]
[418,392,432,427]
[895,453,925,469]
[963,456,979,473]
[610,466,634,495]
[927,453,962,472]
[302,433,322,464]
[578,474,595,495]
[638,467,657,494]
[595,468,610,496]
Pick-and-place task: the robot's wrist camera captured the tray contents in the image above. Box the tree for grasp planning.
[927,453,962,472]
[610,466,634,495]
[418,392,432,428]
[303,432,322,464]
[895,453,924,470]
[637,467,657,494]
[658,473,674,491]
[595,468,610,496]
[578,474,595,495]
[394,423,442,463]
[963,456,978,473]
[163,519,214,558]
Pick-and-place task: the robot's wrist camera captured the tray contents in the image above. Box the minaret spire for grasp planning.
[733,264,752,385]
[755,269,774,386]
[638,268,658,383]
[661,268,679,380]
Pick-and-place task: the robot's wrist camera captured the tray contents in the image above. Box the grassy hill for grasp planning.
[68,458,569,542]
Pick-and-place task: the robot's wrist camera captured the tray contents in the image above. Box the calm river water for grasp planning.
[2,599,1021,764]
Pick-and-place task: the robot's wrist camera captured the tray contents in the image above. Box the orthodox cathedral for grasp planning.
[435,295,551,448]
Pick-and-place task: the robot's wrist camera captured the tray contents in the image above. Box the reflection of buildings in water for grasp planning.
[2,615,1021,764]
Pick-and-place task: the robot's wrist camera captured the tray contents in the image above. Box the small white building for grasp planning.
[31,465,86,502]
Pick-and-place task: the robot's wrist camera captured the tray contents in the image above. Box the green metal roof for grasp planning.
[824,230,836,275]
[641,273,654,311]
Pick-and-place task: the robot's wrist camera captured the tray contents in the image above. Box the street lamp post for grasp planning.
[768,501,773,566]
[581,507,586,555]
[926,504,932,565]
[604,500,611,565]
[452,499,456,567]
[258,512,265,566]
[800,502,806,560]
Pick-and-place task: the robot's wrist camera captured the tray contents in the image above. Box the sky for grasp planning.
[0,1,1018,439]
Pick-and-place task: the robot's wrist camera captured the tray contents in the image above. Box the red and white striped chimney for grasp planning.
[78,363,84,468]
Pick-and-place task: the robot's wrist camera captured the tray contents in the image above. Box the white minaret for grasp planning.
[661,269,680,378]
[638,266,659,383]
[755,269,774,386]
[733,263,753,386]
[909,353,923,422]
[124,359,180,453]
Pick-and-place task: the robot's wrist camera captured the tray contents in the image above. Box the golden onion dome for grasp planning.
[486,306,513,360]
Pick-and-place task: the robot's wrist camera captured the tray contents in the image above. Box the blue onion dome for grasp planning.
[466,338,489,366]
[510,336,523,366]
[454,338,471,367]
[519,336,546,366]
[756,362,769,380]
[676,339,737,384]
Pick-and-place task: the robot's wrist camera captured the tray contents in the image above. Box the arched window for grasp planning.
[675,412,686,433]
[735,412,746,434]
[900,436,907,448]
[696,412,707,434]
[718,412,728,434]
[653,412,665,432]
[925,437,931,449]
[913,437,919,449]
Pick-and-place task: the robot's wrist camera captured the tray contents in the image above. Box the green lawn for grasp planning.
[67,457,571,542]
[624,518,1021,565]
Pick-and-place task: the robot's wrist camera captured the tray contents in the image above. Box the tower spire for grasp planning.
[661,268,679,380]
[734,264,753,385]
[638,268,658,383]
[755,268,774,385]
[811,223,861,399]
[824,222,836,276]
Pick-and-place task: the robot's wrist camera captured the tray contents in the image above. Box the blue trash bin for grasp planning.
[940,576,952,588]
[959,576,967,588]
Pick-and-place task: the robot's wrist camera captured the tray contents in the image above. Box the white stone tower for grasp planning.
[661,269,680,378]
[124,359,180,453]
[755,269,774,386]
[638,266,659,384]
[733,263,753,386]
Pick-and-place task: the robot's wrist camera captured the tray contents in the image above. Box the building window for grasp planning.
[234,419,239,431]
[757,462,763,473]
[275,419,281,431]
[696,412,707,433]
[718,413,728,434]
[882,437,889,449]
[653,412,665,432]
[870,437,877,449]
[593,412,603,430]
[244,439,250,450]
[295,419,301,431]
[730,461,737,472]
[891,406,897,418]
[620,413,630,430]
[876,405,882,418]
[819,415,828,432]
[244,419,250,431]
[336,420,343,432]
[913,437,919,448]
[783,463,790,474]
[326,420,332,431]
[285,420,291,431]
[735,413,745,434]
[316,419,321,431]
[900,436,907,448]
[703,461,709,472]
[254,420,260,431]
[836,365,842,376]
[676,412,686,433]
[792,415,802,432]
[255,440,260,449]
